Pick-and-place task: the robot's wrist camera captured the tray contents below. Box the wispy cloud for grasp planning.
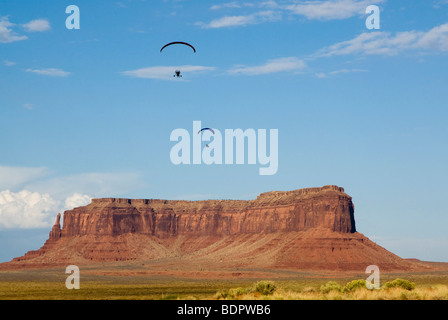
[200,1,383,28]
[1,165,145,198]
[0,166,50,191]
[24,171,145,200]
[285,0,384,20]
[210,1,256,10]
[1,17,51,43]
[23,103,34,110]
[3,60,16,66]
[316,23,448,57]
[22,19,51,32]
[228,57,306,75]
[197,10,281,28]
[116,2,128,8]
[316,68,367,78]
[26,68,71,77]
[210,1,278,10]
[0,17,27,43]
[433,0,448,8]
[121,65,216,80]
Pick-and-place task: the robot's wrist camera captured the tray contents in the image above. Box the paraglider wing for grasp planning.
[160,42,196,53]
[198,128,215,135]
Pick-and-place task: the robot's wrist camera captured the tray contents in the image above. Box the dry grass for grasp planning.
[1,268,448,300]
[215,280,448,300]
[1,280,447,300]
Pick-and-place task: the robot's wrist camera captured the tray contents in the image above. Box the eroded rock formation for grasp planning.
[60,185,355,238]
[1,185,428,272]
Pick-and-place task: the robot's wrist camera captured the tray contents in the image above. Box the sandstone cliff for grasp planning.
[59,185,355,239]
[2,185,428,272]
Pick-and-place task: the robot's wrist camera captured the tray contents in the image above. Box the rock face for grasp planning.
[49,213,62,241]
[2,185,428,272]
[60,185,355,238]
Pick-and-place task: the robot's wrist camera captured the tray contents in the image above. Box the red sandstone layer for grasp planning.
[0,185,431,272]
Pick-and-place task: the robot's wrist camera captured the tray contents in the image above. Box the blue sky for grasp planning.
[1,0,448,263]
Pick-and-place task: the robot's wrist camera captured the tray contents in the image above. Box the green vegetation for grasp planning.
[216,281,276,299]
[253,280,277,295]
[320,281,342,293]
[0,280,226,300]
[1,269,447,300]
[384,278,416,290]
[215,278,448,300]
[342,279,367,292]
[216,287,248,299]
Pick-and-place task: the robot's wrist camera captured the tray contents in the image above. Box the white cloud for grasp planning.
[285,0,384,20]
[0,190,59,229]
[23,103,34,110]
[199,15,255,28]
[211,1,277,10]
[22,19,51,32]
[0,166,50,191]
[4,60,16,66]
[24,171,144,199]
[203,1,383,27]
[116,2,128,9]
[316,23,448,57]
[0,165,143,200]
[415,23,448,51]
[64,193,92,211]
[0,190,92,229]
[0,165,143,229]
[26,68,71,77]
[228,57,306,75]
[316,68,367,78]
[433,0,448,8]
[0,17,27,43]
[197,10,281,28]
[210,1,254,10]
[260,1,279,9]
[121,65,216,80]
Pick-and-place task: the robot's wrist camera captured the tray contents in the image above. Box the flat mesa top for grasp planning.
[84,185,349,210]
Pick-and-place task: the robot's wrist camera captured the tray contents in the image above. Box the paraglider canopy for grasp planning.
[198,128,215,148]
[160,42,196,53]
[161,42,196,78]
[198,128,215,135]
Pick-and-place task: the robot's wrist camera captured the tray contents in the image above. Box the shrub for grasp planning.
[228,287,246,297]
[215,290,229,299]
[301,286,317,293]
[384,279,416,291]
[343,279,367,293]
[216,287,246,299]
[253,281,277,295]
[320,281,342,294]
